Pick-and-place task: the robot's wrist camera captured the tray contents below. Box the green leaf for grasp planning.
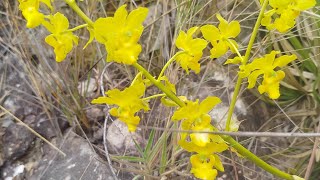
[144,129,155,157]
[112,155,145,163]
[289,36,317,74]
[132,138,145,159]
[159,134,167,174]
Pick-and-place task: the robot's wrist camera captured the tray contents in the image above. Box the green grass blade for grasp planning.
[159,134,167,174]
[132,138,145,159]
[289,36,317,74]
[144,129,155,157]
[112,155,145,163]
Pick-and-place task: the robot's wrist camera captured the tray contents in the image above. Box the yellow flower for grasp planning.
[18,0,53,28]
[190,154,224,179]
[258,71,286,99]
[93,5,148,64]
[91,81,149,132]
[19,0,42,28]
[269,0,316,11]
[172,96,228,153]
[172,96,221,130]
[179,137,228,158]
[178,126,228,155]
[175,27,208,74]
[42,12,79,62]
[201,14,240,59]
[239,51,296,99]
[261,0,316,32]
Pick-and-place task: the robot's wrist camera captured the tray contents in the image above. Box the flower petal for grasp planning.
[200,25,220,42]
[216,14,228,33]
[273,54,297,68]
[210,41,228,58]
[212,154,224,172]
[199,96,221,114]
[175,30,187,50]
[294,0,316,11]
[126,7,149,28]
[93,17,113,43]
[190,38,208,54]
[190,154,218,180]
[225,21,241,38]
[247,69,264,89]
[114,4,128,26]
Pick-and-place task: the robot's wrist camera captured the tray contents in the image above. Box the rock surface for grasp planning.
[29,131,115,180]
[107,120,146,155]
[3,123,35,161]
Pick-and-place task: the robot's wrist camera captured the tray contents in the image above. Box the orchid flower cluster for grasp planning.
[261,0,316,32]
[18,0,315,179]
[18,0,79,62]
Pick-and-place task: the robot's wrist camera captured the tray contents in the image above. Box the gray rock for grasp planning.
[1,163,25,180]
[107,120,146,155]
[77,78,97,97]
[33,114,56,139]
[2,123,35,161]
[29,131,115,180]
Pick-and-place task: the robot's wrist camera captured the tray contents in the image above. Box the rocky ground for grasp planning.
[0,41,265,180]
[0,50,111,179]
[0,1,310,180]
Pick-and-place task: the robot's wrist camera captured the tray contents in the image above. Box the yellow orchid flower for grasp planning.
[172,96,228,154]
[201,14,241,59]
[258,71,286,99]
[171,96,221,129]
[18,0,53,28]
[269,0,316,11]
[190,154,224,180]
[239,51,297,99]
[175,27,208,74]
[261,0,316,32]
[19,0,42,28]
[93,5,148,65]
[91,81,149,132]
[42,12,79,62]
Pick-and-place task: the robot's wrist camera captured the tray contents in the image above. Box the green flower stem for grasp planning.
[133,63,185,107]
[67,24,88,32]
[224,136,293,180]
[225,0,269,131]
[158,51,186,80]
[134,62,295,179]
[64,0,94,27]
[243,0,269,64]
[142,94,166,101]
